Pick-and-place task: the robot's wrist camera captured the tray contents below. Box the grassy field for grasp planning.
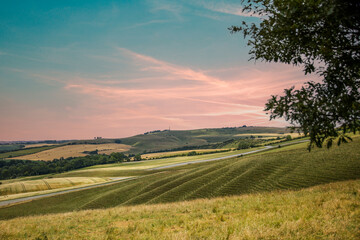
[55,147,262,177]
[0,177,107,196]
[0,179,358,239]
[0,145,60,159]
[142,148,230,159]
[120,126,290,153]
[9,143,131,161]
[0,137,359,220]
[0,144,25,153]
[24,143,58,148]
[0,127,289,161]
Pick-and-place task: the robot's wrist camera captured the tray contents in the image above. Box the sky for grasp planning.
[0,0,314,141]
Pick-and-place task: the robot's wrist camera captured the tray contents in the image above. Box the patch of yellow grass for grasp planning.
[0,180,358,239]
[10,143,131,161]
[23,143,58,148]
[142,149,229,159]
[0,177,107,196]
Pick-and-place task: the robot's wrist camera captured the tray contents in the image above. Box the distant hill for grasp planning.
[71,126,291,153]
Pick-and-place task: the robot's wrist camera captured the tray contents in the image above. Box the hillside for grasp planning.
[1,137,359,220]
[0,180,358,239]
[119,126,291,153]
[66,126,291,154]
[0,126,290,161]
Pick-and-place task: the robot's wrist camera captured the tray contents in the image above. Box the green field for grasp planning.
[0,179,358,239]
[70,147,261,171]
[120,126,290,153]
[0,137,359,220]
[0,144,25,153]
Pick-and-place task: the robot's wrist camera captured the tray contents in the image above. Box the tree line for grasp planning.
[0,152,138,180]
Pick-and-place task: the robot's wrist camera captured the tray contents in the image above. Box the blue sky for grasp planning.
[0,0,310,140]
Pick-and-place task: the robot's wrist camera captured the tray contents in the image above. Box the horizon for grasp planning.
[0,1,316,141]
[0,125,289,142]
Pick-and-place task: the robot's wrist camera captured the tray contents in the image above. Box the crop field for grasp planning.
[142,149,230,159]
[0,179,358,239]
[1,137,359,220]
[59,148,262,175]
[9,143,132,161]
[0,145,60,159]
[0,177,107,196]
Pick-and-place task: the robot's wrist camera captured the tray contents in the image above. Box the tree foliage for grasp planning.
[0,154,130,180]
[230,0,360,150]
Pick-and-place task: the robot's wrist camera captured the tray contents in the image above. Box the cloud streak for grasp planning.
[117,48,228,87]
[194,1,259,17]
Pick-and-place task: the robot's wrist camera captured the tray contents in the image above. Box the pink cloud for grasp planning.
[117,48,228,87]
[1,48,315,140]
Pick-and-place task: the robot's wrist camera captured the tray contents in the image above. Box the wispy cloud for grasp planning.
[194,1,259,17]
[124,19,169,30]
[148,0,183,20]
[117,48,228,87]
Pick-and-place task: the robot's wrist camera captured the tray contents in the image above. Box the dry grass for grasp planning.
[10,144,131,161]
[142,149,230,159]
[0,180,358,240]
[0,177,107,196]
[73,148,263,173]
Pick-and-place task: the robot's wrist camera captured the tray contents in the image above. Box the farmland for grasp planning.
[0,179,358,239]
[120,126,291,153]
[0,127,290,161]
[0,136,359,220]
[9,143,131,161]
[0,177,108,196]
[142,148,231,159]
[0,145,60,159]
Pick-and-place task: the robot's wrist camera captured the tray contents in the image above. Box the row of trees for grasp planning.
[0,152,131,180]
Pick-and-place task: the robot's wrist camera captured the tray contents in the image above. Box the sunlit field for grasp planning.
[0,177,107,196]
[1,137,359,221]
[0,180,358,239]
[9,143,132,161]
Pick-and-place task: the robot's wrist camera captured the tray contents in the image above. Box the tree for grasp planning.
[134,154,142,161]
[110,152,125,163]
[230,0,360,150]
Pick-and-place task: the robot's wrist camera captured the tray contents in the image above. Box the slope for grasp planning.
[0,137,359,220]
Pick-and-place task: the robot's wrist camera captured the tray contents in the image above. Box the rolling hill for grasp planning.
[0,136,359,220]
[0,179,358,239]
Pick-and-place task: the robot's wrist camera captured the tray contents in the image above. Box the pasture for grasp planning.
[9,143,131,161]
[0,179,358,239]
